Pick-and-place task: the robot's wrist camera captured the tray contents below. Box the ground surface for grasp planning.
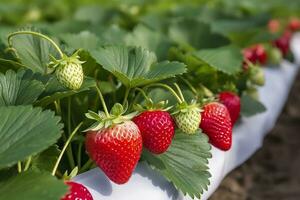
[210,71,300,200]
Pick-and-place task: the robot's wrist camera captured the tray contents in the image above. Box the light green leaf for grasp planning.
[143,130,212,199]
[125,24,172,60]
[169,18,230,50]
[9,30,60,74]
[193,46,243,74]
[0,106,63,169]
[0,170,67,200]
[91,46,186,88]
[0,70,45,106]
[241,93,267,117]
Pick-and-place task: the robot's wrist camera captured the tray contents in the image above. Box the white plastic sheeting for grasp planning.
[73,34,300,200]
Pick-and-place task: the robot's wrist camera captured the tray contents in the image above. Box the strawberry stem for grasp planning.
[52,122,83,176]
[174,83,185,102]
[145,83,183,103]
[79,159,93,173]
[179,77,198,96]
[17,161,22,173]
[54,100,75,169]
[23,156,32,171]
[7,31,64,58]
[95,82,110,117]
[77,143,83,169]
[134,88,151,102]
[122,87,130,107]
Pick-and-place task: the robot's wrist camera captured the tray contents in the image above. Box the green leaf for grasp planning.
[0,106,63,169]
[60,31,101,52]
[0,70,45,106]
[143,130,212,199]
[125,24,172,60]
[0,170,67,200]
[241,93,267,117]
[36,76,95,107]
[193,46,243,74]
[9,30,60,74]
[169,18,230,50]
[0,58,24,73]
[91,46,186,88]
[31,145,61,172]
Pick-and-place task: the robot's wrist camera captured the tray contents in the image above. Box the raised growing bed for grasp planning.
[73,35,300,200]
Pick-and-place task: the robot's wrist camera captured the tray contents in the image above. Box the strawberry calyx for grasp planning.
[173,100,202,115]
[133,87,172,111]
[49,50,85,70]
[84,103,138,132]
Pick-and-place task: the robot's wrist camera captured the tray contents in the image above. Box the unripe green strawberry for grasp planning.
[249,65,265,86]
[50,52,84,90]
[267,47,282,65]
[173,102,201,134]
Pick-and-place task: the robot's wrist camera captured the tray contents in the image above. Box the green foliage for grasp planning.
[169,18,230,49]
[0,70,45,106]
[241,93,267,116]
[91,46,186,88]
[143,130,212,199]
[0,170,67,200]
[0,106,63,169]
[194,46,243,74]
[8,30,60,74]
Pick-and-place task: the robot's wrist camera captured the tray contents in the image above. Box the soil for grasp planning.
[209,71,300,200]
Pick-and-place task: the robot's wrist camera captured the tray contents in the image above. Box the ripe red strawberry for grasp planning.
[242,44,267,69]
[61,181,93,200]
[218,91,241,126]
[288,18,300,32]
[86,121,142,184]
[254,44,267,65]
[273,31,292,56]
[133,110,175,154]
[200,102,232,151]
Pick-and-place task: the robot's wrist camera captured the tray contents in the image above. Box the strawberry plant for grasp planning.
[0,1,299,199]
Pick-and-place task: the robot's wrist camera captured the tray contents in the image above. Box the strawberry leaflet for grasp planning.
[143,130,212,199]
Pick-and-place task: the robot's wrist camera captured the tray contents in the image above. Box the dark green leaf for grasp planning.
[36,76,95,107]
[241,93,267,117]
[143,130,212,199]
[169,18,230,50]
[0,70,45,106]
[0,58,24,73]
[0,170,67,200]
[0,106,63,169]
[91,46,186,88]
[31,145,61,172]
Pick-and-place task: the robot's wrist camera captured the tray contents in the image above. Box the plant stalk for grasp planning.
[7,31,64,58]
[52,122,83,176]
[95,82,110,117]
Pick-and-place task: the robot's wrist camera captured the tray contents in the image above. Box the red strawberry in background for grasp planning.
[273,31,292,56]
[254,44,267,65]
[268,19,281,33]
[133,110,175,154]
[200,102,232,151]
[61,181,93,200]
[288,18,300,32]
[218,91,241,126]
[86,121,142,184]
[242,44,267,69]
